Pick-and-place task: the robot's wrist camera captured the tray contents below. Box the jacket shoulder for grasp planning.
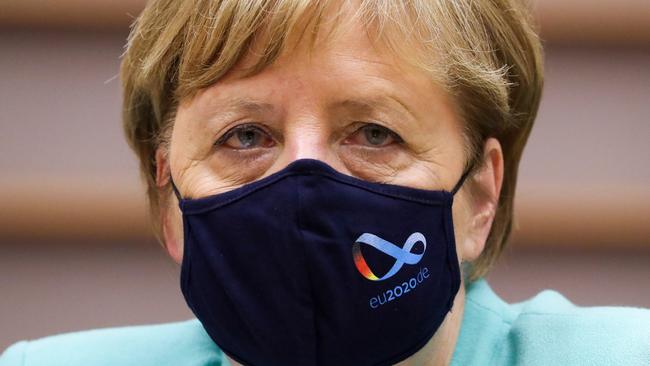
[506,290,650,365]
[0,319,223,366]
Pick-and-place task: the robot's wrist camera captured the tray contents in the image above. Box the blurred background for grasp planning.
[1,0,649,351]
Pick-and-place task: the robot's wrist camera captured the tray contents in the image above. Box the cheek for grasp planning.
[338,145,414,182]
[187,150,280,199]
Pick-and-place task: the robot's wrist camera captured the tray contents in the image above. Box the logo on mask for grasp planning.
[352,232,426,281]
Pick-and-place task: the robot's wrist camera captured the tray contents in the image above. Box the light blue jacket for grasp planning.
[2,278,649,365]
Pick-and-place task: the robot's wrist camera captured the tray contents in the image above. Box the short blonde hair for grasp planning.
[121,0,544,281]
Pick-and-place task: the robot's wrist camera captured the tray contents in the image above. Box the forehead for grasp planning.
[183,24,447,127]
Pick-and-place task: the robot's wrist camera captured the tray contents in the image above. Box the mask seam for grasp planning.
[295,176,320,366]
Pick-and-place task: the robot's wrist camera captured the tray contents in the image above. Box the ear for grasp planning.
[155,147,184,264]
[458,137,504,262]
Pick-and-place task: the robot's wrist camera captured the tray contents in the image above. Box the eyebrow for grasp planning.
[200,96,276,130]
[224,97,276,114]
[205,94,416,126]
[331,95,417,122]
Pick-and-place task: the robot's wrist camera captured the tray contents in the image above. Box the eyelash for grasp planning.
[214,122,270,147]
[348,122,404,145]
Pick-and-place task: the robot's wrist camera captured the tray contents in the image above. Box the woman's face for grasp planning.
[161,17,503,269]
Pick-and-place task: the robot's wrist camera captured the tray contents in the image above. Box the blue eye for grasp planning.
[216,124,276,150]
[234,128,260,148]
[364,125,391,146]
[345,123,403,147]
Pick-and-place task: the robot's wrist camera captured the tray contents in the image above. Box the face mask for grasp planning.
[171,158,472,366]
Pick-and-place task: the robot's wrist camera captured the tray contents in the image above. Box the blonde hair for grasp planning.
[120,0,544,281]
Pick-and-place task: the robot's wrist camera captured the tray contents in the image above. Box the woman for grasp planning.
[2,0,648,365]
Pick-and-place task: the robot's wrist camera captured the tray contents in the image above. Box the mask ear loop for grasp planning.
[170,178,183,201]
[451,161,476,196]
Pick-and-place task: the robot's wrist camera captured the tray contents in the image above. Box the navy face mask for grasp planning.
[171,158,472,366]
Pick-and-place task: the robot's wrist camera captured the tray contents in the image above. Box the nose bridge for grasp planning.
[281,113,339,167]
[275,73,344,170]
